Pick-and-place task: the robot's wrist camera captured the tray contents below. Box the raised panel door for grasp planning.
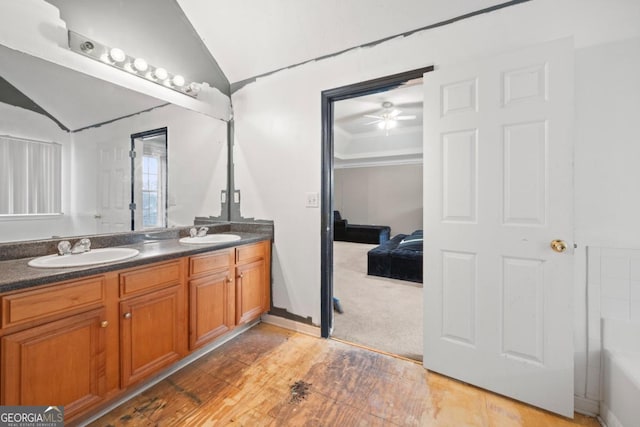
[189,270,235,350]
[236,260,265,325]
[1,308,107,420]
[120,285,183,387]
[423,38,574,416]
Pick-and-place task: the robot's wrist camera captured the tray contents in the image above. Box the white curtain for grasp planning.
[0,136,61,215]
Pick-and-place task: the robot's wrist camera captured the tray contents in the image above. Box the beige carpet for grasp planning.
[332,241,423,361]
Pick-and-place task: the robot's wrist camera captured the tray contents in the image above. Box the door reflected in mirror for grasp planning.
[131,128,168,230]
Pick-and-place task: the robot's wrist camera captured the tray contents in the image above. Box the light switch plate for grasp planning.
[306,192,319,208]
[234,190,241,204]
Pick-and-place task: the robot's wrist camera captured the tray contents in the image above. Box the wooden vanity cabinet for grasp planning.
[0,238,270,423]
[1,309,107,419]
[0,276,110,421]
[235,241,270,325]
[188,249,235,350]
[187,241,271,348]
[119,259,187,387]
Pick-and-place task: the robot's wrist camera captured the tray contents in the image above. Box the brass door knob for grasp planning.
[550,240,567,253]
[100,320,109,328]
[123,312,132,319]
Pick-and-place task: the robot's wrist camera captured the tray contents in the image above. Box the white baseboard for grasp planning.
[261,313,321,337]
[599,402,623,427]
[575,395,600,417]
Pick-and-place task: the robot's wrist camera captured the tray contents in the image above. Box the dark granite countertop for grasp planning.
[0,222,273,294]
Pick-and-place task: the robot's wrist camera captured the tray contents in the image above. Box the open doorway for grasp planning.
[320,66,433,348]
[130,128,168,231]
[331,83,424,360]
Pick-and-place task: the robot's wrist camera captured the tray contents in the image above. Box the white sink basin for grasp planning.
[28,247,140,268]
[179,234,241,245]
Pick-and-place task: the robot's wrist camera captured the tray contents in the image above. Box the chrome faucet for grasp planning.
[71,238,91,254]
[189,226,209,238]
[57,240,71,256]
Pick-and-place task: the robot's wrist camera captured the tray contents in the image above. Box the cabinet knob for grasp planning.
[123,312,132,319]
[100,320,109,328]
[238,272,244,279]
[226,276,233,283]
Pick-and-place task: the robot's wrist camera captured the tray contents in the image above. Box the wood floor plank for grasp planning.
[363,370,433,426]
[88,392,157,426]
[273,390,389,427]
[136,367,229,424]
[88,323,601,427]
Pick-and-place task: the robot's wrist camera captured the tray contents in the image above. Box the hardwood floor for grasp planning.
[89,323,600,426]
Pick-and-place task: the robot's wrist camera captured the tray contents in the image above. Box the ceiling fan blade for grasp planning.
[363,120,381,125]
[396,115,417,120]
[388,109,402,118]
[363,114,383,119]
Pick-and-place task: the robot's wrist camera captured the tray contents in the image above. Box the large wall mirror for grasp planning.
[0,44,229,243]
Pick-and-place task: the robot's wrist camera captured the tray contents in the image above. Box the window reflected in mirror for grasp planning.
[0,135,61,216]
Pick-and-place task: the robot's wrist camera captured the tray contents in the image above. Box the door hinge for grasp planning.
[129,150,136,158]
[129,203,136,210]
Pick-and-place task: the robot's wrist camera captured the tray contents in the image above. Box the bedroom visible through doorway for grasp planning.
[331,79,424,361]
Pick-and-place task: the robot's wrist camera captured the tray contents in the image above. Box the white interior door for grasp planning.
[423,38,574,417]
[96,140,130,233]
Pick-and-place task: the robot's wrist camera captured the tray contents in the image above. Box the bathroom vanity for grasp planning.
[0,225,271,423]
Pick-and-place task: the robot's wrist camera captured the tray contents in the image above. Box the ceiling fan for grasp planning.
[364,101,416,134]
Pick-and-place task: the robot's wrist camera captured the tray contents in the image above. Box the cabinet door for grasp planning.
[120,285,183,387]
[189,270,235,350]
[236,259,266,325]
[1,308,107,419]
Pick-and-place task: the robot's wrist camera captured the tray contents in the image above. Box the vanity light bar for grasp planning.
[67,31,201,98]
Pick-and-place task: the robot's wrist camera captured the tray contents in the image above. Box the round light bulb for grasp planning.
[377,121,385,130]
[133,58,148,72]
[153,67,168,80]
[109,48,126,63]
[172,75,185,87]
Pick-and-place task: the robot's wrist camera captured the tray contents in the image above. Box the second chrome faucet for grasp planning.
[58,238,92,255]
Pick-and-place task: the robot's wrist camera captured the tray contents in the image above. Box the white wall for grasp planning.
[231,0,640,411]
[0,103,76,242]
[574,36,640,406]
[334,164,422,235]
[74,104,228,228]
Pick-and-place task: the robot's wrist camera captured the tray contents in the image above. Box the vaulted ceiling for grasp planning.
[46,0,514,88]
[178,0,513,84]
[1,0,521,132]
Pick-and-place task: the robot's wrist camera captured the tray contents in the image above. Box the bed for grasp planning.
[367,230,423,283]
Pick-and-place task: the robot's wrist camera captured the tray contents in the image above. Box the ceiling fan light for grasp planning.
[377,121,386,129]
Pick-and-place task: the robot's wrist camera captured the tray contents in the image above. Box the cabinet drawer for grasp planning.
[190,249,233,277]
[236,242,266,264]
[119,260,181,298]
[1,276,105,329]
